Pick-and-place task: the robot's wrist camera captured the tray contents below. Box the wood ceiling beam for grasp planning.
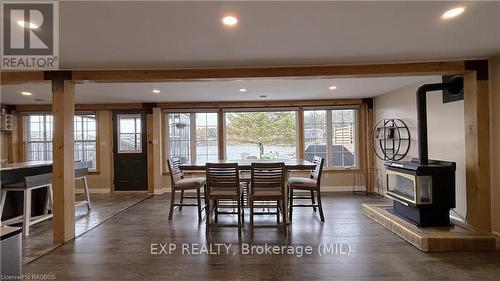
[71,61,467,82]
[0,71,45,85]
[1,61,467,85]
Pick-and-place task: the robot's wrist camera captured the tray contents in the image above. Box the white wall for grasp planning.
[374,77,467,219]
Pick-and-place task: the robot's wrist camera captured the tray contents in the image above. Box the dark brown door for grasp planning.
[112,111,148,191]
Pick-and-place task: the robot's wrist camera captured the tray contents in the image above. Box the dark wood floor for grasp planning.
[23,193,500,281]
[21,193,151,264]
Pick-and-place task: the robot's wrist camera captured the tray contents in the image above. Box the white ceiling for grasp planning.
[0,76,438,104]
[56,1,500,69]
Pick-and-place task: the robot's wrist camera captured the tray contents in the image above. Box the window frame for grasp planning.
[164,109,219,166]
[23,112,53,162]
[223,107,300,161]
[117,113,143,154]
[74,112,99,171]
[21,111,100,172]
[303,106,360,170]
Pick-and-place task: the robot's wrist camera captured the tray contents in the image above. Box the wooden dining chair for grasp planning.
[167,157,206,222]
[249,162,287,235]
[205,163,243,238]
[288,156,325,222]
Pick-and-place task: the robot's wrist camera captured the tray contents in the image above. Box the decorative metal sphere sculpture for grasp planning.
[371,118,410,161]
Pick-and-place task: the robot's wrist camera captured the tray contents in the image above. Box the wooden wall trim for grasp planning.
[14,103,144,112]
[297,107,305,159]
[158,99,363,109]
[1,61,467,85]
[8,99,365,112]
[217,108,225,160]
[147,113,154,193]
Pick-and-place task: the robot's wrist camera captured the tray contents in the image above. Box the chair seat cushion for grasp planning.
[288,177,317,189]
[174,177,206,189]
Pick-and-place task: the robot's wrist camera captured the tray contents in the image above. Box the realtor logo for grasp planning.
[1,1,59,70]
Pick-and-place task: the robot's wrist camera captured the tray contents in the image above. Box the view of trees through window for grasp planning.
[225,111,296,160]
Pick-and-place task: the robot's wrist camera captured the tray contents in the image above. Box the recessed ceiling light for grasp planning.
[441,7,465,20]
[21,91,33,96]
[222,16,238,26]
[17,20,39,29]
[239,88,247,92]
[259,95,267,98]
[152,89,160,94]
[329,86,337,90]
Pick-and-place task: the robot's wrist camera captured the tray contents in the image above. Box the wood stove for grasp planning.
[384,76,462,227]
[385,159,455,226]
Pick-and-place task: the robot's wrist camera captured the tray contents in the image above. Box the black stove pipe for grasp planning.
[416,76,463,165]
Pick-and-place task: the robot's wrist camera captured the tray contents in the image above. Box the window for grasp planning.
[166,112,218,164]
[303,108,357,168]
[195,113,218,162]
[24,114,53,161]
[225,110,297,160]
[304,110,327,164]
[168,113,191,163]
[74,114,97,168]
[23,113,98,169]
[117,114,142,153]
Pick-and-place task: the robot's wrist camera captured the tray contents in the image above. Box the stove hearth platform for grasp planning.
[362,203,497,251]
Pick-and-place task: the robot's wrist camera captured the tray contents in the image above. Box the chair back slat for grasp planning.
[167,157,184,184]
[206,163,240,195]
[310,156,324,184]
[24,173,52,188]
[251,162,285,195]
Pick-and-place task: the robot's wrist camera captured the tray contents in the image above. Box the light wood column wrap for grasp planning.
[464,71,491,231]
[51,80,76,243]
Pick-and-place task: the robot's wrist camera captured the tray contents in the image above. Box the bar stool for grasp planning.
[167,157,206,221]
[0,173,53,236]
[75,167,91,211]
[288,156,325,222]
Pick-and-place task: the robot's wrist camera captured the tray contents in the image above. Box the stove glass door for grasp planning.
[386,171,415,203]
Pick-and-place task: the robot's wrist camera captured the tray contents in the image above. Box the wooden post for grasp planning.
[51,78,76,243]
[463,66,491,231]
[361,99,375,193]
[358,103,368,192]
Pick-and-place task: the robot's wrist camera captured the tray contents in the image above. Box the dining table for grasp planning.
[179,159,316,171]
[179,159,316,224]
